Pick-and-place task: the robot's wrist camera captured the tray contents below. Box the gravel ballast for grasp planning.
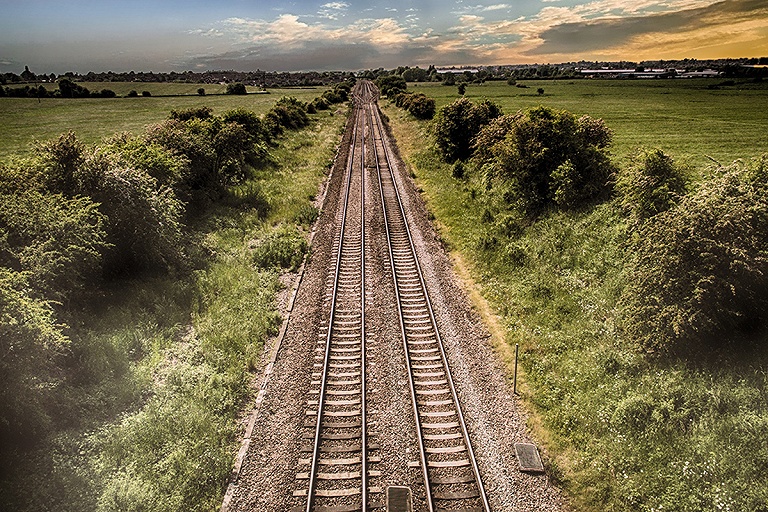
[224,93,570,512]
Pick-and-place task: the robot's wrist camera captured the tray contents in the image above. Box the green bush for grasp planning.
[393,92,436,120]
[617,148,688,227]
[471,106,614,215]
[169,106,214,121]
[621,156,768,353]
[433,97,503,162]
[0,190,107,302]
[102,133,190,193]
[0,269,68,449]
[221,108,268,144]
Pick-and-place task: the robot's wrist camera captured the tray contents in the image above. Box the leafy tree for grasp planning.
[537,87,545,95]
[197,88,205,96]
[141,91,151,97]
[225,82,247,95]
[433,97,503,162]
[471,106,614,214]
[374,75,407,97]
[56,78,90,98]
[621,156,768,353]
[458,83,466,96]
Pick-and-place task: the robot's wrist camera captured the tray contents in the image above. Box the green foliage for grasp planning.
[393,92,436,120]
[472,106,614,215]
[31,136,186,275]
[374,74,407,97]
[0,268,68,449]
[0,191,107,302]
[250,224,308,271]
[621,156,768,353]
[433,97,503,162]
[221,108,268,144]
[101,133,190,193]
[617,148,688,226]
[95,346,240,512]
[0,98,345,512]
[56,78,91,98]
[224,82,247,95]
[169,106,213,121]
[263,97,310,138]
[82,158,185,275]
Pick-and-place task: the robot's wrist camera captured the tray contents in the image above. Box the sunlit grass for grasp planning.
[408,79,768,170]
[383,99,768,512]
[0,85,326,159]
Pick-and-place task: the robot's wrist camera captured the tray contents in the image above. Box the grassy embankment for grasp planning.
[383,79,768,512]
[0,83,324,159]
[0,89,347,511]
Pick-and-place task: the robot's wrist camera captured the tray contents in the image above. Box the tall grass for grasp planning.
[382,100,768,512]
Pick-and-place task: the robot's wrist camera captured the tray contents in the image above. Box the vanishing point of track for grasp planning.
[294,81,490,512]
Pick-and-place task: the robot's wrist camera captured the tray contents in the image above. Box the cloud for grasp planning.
[319,2,349,20]
[189,13,436,70]
[187,0,768,71]
[481,4,511,11]
[524,0,768,58]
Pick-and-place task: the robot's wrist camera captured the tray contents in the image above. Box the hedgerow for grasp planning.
[621,156,768,353]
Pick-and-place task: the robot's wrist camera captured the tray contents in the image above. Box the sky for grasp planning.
[1,0,767,73]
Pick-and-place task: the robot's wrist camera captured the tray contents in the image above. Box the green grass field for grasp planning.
[0,83,328,159]
[383,78,768,512]
[409,79,768,169]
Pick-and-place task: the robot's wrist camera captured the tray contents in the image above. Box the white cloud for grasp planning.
[481,4,510,11]
[215,13,412,50]
[321,2,348,9]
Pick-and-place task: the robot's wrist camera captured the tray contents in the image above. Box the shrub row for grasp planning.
[392,91,436,120]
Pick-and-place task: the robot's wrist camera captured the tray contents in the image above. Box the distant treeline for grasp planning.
[1,67,356,88]
[3,58,766,94]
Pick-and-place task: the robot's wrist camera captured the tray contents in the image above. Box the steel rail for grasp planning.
[369,94,491,512]
[305,93,367,512]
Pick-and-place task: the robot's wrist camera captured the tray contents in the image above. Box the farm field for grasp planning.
[409,79,768,170]
[0,83,327,159]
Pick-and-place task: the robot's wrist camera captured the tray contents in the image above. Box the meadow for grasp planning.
[382,78,768,512]
[0,85,348,511]
[0,83,327,159]
[411,79,768,170]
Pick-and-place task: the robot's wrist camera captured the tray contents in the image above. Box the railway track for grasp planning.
[294,81,489,512]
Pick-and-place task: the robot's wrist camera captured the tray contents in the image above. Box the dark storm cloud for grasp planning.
[526,0,768,55]
[187,42,378,71]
